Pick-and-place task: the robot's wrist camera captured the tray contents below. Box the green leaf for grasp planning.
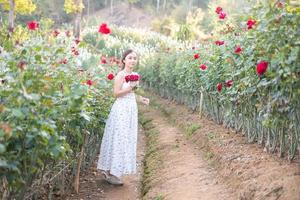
[34,46,42,52]
[80,112,91,122]
[35,54,42,62]
[0,159,8,167]
[11,109,24,118]
[24,93,40,101]
[0,144,6,153]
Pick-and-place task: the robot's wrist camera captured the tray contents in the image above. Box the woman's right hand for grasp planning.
[129,81,138,89]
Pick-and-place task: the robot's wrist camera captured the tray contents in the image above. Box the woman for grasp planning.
[97,49,149,186]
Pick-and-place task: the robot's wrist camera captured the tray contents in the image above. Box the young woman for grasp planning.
[97,49,149,186]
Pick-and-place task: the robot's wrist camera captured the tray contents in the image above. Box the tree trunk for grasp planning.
[74,0,82,39]
[163,0,167,10]
[188,0,193,12]
[8,0,15,36]
[87,0,90,19]
[110,0,114,15]
[156,0,160,12]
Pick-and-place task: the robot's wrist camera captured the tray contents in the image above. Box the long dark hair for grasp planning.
[120,49,134,70]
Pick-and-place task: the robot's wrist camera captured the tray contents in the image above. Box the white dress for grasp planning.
[97,72,138,178]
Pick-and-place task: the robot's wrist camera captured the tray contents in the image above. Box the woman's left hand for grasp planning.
[141,97,150,105]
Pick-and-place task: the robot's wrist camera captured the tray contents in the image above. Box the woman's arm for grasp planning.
[136,94,150,105]
[113,73,134,98]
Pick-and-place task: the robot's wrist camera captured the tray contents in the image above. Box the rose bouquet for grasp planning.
[125,74,140,82]
[125,74,140,90]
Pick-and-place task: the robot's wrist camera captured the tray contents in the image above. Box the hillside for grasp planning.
[85,2,153,29]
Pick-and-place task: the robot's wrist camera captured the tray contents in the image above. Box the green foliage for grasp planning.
[139,1,300,159]
[0,0,36,15]
[64,0,84,14]
[176,24,193,41]
[0,24,115,198]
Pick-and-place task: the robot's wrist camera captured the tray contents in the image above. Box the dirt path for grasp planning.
[140,104,236,200]
[142,92,300,200]
[65,125,146,200]
[64,92,300,200]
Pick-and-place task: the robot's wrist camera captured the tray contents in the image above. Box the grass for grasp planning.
[139,113,163,199]
[185,123,202,138]
[154,194,165,200]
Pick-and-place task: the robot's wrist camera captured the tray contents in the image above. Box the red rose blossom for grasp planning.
[27,21,39,30]
[219,12,226,20]
[256,61,268,75]
[17,61,26,70]
[200,64,207,71]
[194,53,200,59]
[125,74,140,82]
[101,57,107,64]
[277,2,284,8]
[215,7,223,14]
[86,80,93,86]
[75,38,80,45]
[107,73,114,80]
[225,80,233,87]
[247,19,256,30]
[65,31,71,37]
[217,83,223,92]
[215,40,225,46]
[234,45,242,54]
[53,30,60,37]
[60,58,68,64]
[98,23,111,34]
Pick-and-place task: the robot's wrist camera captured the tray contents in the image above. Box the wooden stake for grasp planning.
[74,129,87,194]
[199,91,203,118]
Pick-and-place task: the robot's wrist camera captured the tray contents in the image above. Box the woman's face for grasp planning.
[124,52,138,69]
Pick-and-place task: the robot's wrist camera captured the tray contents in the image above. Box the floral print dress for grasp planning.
[97,72,138,178]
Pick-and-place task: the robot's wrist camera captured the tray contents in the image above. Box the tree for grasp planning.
[110,0,114,15]
[64,0,84,38]
[0,0,36,34]
[128,0,140,10]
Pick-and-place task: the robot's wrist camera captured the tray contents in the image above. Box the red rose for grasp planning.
[125,76,130,82]
[65,31,71,37]
[194,53,200,59]
[215,40,225,46]
[98,23,111,34]
[73,50,79,56]
[107,73,114,80]
[277,2,284,8]
[86,80,93,86]
[125,74,140,82]
[217,83,223,92]
[200,64,207,71]
[256,61,268,75]
[225,80,233,87]
[219,12,226,19]
[109,57,115,64]
[101,57,107,64]
[234,45,242,54]
[17,61,26,70]
[75,38,80,45]
[247,19,256,30]
[27,21,39,30]
[60,58,68,64]
[215,7,223,14]
[53,30,60,37]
